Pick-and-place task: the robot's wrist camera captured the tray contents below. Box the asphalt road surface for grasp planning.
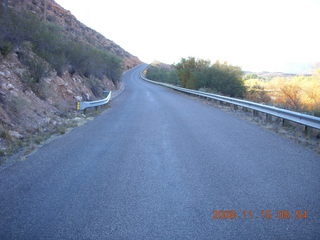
[1,64,320,239]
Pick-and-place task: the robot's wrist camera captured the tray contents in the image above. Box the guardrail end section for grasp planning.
[76,101,80,110]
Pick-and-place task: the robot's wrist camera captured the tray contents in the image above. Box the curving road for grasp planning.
[0,64,320,239]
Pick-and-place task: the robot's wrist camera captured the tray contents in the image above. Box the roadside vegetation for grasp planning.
[244,70,320,116]
[146,58,320,116]
[145,64,179,85]
[0,10,122,85]
[146,57,245,98]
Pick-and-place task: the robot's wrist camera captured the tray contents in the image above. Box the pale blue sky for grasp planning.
[56,0,320,73]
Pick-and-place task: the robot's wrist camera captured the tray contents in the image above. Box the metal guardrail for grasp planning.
[76,91,111,111]
[141,71,320,130]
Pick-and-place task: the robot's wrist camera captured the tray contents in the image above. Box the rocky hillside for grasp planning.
[8,0,141,69]
[0,0,141,158]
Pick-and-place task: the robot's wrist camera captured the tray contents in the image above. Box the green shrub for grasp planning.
[147,58,246,98]
[20,72,37,87]
[20,72,52,100]
[176,58,246,97]
[87,77,104,97]
[0,40,13,56]
[0,9,123,84]
[18,51,50,82]
[0,124,8,139]
[8,96,28,115]
[66,42,122,83]
[36,81,52,100]
[146,66,179,85]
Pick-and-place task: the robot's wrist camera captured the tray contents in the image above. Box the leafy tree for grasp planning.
[175,57,211,89]
[146,65,179,85]
[175,57,245,97]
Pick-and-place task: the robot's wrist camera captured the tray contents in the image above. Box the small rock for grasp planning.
[73,117,82,122]
[74,96,82,101]
[44,77,52,83]
[66,89,73,94]
[72,77,81,83]
[44,117,51,124]
[1,83,15,91]
[8,130,23,139]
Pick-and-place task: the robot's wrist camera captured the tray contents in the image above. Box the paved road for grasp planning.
[1,64,320,239]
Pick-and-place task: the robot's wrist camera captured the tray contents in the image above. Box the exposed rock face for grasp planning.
[0,51,96,134]
[7,0,141,69]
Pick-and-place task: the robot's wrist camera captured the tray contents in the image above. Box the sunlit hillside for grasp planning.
[245,69,320,115]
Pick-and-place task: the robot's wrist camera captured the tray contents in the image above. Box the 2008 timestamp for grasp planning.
[211,210,308,220]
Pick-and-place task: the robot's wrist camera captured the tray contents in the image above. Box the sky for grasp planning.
[55,0,320,73]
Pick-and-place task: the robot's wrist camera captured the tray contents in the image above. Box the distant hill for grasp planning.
[243,71,311,80]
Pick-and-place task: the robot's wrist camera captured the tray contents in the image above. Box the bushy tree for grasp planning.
[175,57,211,89]
[175,57,245,97]
[146,65,179,85]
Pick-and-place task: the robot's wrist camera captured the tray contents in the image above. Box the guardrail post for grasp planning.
[265,113,271,122]
[233,104,238,111]
[282,118,287,127]
[252,110,258,117]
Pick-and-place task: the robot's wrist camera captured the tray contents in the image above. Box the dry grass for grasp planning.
[245,70,320,115]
